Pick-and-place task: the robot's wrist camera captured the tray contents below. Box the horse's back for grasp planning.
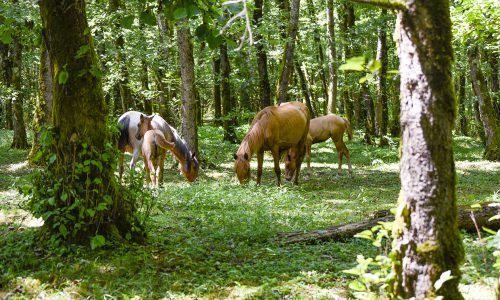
[310,114,347,143]
[273,102,309,145]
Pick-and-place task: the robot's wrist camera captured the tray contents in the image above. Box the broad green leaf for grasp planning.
[87,208,95,217]
[387,69,399,74]
[339,56,365,71]
[195,23,209,39]
[140,12,157,26]
[75,45,89,59]
[187,4,201,17]
[90,235,106,250]
[354,230,373,241]
[59,224,68,237]
[348,280,366,291]
[359,75,369,84]
[58,69,69,85]
[121,15,135,29]
[61,192,68,201]
[367,59,382,72]
[173,7,187,20]
[48,197,55,206]
[0,31,13,44]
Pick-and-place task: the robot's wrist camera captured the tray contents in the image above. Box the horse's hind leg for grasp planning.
[294,144,306,185]
[306,144,311,168]
[158,151,166,186]
[333,138,343,175]
[271,146,281,186]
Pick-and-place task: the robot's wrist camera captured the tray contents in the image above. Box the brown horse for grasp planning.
[285,114,352,178]
[234,101,310,186]
[136,114,199,183]
[141,129,174,186]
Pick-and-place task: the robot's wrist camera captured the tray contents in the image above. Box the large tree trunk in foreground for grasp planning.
[280,203,500,243]
[277,0,300,104]
[38,0,141,243]
[28,37,53,164]
[393,1,464,298]
[10,33,28,149]
[253,0,272,109]
[177,18,198,155]
[468,46,500,161]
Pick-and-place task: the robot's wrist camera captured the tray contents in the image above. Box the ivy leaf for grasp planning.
[58,69,69,85]
[90,235,106,250]
[173,7,187,20]
[339,56,365,72]
[121,15,135,29]
[140,12,156,26]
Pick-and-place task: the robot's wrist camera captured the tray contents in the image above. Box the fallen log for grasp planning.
[279,202,500,244]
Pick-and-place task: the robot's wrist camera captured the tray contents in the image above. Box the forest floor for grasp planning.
[1,126,499,299]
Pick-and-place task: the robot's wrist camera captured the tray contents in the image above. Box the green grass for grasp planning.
[1,127,499,299]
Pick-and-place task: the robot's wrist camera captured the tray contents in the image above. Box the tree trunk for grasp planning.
[393,1,464,298]
[362,84,374,145]
[38,0,142,243]
[377,10,388,146]
[390,75,400,137]
[10,33,28,149]
[213,57,222,126]
[326,0,338,114]
[220,42,237,143]
[295,60,316,118]
[277,0,300,104]
[457,72,468,136]
[253,0,272,109]
[468,46,500,161]
[177,18,198,155]
[28,35,53,164]
[141,59,152,114]
[1,41,13,129]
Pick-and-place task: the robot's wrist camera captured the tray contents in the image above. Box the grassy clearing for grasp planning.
[1,127,499,299]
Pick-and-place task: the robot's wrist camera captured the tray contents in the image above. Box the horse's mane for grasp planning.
[168,124,193,168]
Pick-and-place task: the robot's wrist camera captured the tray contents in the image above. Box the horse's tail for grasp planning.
[343,117,353,141]
[117,116,130,151]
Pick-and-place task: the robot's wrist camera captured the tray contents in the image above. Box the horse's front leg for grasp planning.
[271,146,281,186]
[294,144,305,185]
[306,144,311,169]
[144,161,151,186]
[256,150,264,185]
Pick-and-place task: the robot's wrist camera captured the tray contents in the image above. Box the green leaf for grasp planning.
[358,75,369,84]
[75,45,89,59]
[96,202,107,211]
[58,69,69,85]
[339,56,365,72]
[49,154,57,164]
[367,59,382,73]
[173,7,187,20]
[87,208,95,217]
[121,15,135,29]
[89,64,102,79]
[186,4,201,17]
[90,235,106,250]
[434,270,455,291]
[48,197,56,206]
[0,31,13,44]
[348,280,366,291]
[59,224,68,237]
[354,230,373,241]
[195,23,209,39]
[61,192,68,201]
[140,12,157,26]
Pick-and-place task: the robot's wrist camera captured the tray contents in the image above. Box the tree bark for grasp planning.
[10,32,28,149]
[390,75,400,137]
[213,57,222,126]
[0,42,13,129]
[277,0,300,104]
[28,35,53,164]
[468,46,500,161]
[220,42,237,143]
[393,1,464,298]
[457,72,468,136]
[326,0,338,114]
[377,10,388,146]
[295,60,316,118]
[362,84,374,145]
[253,0,272,109]
[177,18,198,155]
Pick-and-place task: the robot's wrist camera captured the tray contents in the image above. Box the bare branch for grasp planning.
[348,0,406,10]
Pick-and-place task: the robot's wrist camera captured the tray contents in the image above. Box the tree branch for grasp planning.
[348,0,406,11]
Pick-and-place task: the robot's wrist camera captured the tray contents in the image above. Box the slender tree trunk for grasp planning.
[10,33,28,149]
[177,18,198,155]
[326,0,338,114]
[28,36,53,163]
[362,84,374,145]
[277,0,300,104]
[253,0,272,109]
[220,42,237,143]
[489,52,500,119]
[457,72,468,136]
[141,59,152,114]
[377,9,388,146]
[213,57,222,126]
[340,3,355,126]
[156,1,174,123]
[1,42,13,129]
[295,60,316,118]
[390,75,400,137]
[392,1,464,298]
[468,45,500,161]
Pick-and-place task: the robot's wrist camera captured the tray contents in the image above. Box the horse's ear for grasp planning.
[192,152,196,158]
[147,115,154,121]
[233,153,238,160]
[140,114,145,121]
[287,154,291,161]
[244,153,249,160]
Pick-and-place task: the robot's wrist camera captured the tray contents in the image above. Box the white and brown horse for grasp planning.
[233,101,310,186]
[117,111,199,183]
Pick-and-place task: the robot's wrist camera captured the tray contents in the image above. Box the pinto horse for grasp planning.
[139,129,174,186]
[285,114,352,178]
[117,111,198,183]
[136,114,199,183]
[233,101,310,186]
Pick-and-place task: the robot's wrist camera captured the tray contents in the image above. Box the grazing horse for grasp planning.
[117,111,199,183]
[140,129,174,186]
[233,101,310,186]
[285,114,352,178]
[136,114,199,183]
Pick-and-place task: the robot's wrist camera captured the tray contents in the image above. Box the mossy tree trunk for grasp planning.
[38,0,142,243]
[326,0,338,114]
[468,46,500,161]
[28,36,53,164]
[253,0,272,109]
[220,42,237,143]
[212,57,222,126]
[156,0,174,123]
[10,31,28,149]
[277,0,300,104]
[340,3,355,126]
[295,60,316,118]
[177,18,199,154]
[377,9,388,146]
[0,41,13,129]
[457,72,468,136]
[392,0,464,298]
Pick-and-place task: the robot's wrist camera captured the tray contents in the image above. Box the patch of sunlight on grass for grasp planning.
[225,285,260,299]
[3,276,85,300]
[368,162,399,172]
[456,160,500,172]
[0,210,43,227]
[204,170,229,179]
[6,161,29,172]
[460,278,499,300]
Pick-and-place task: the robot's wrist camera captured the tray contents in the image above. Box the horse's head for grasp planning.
[180,151,199,182]
[234,152,250,184]
[284,148,298,181]
[135,114,155,140]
